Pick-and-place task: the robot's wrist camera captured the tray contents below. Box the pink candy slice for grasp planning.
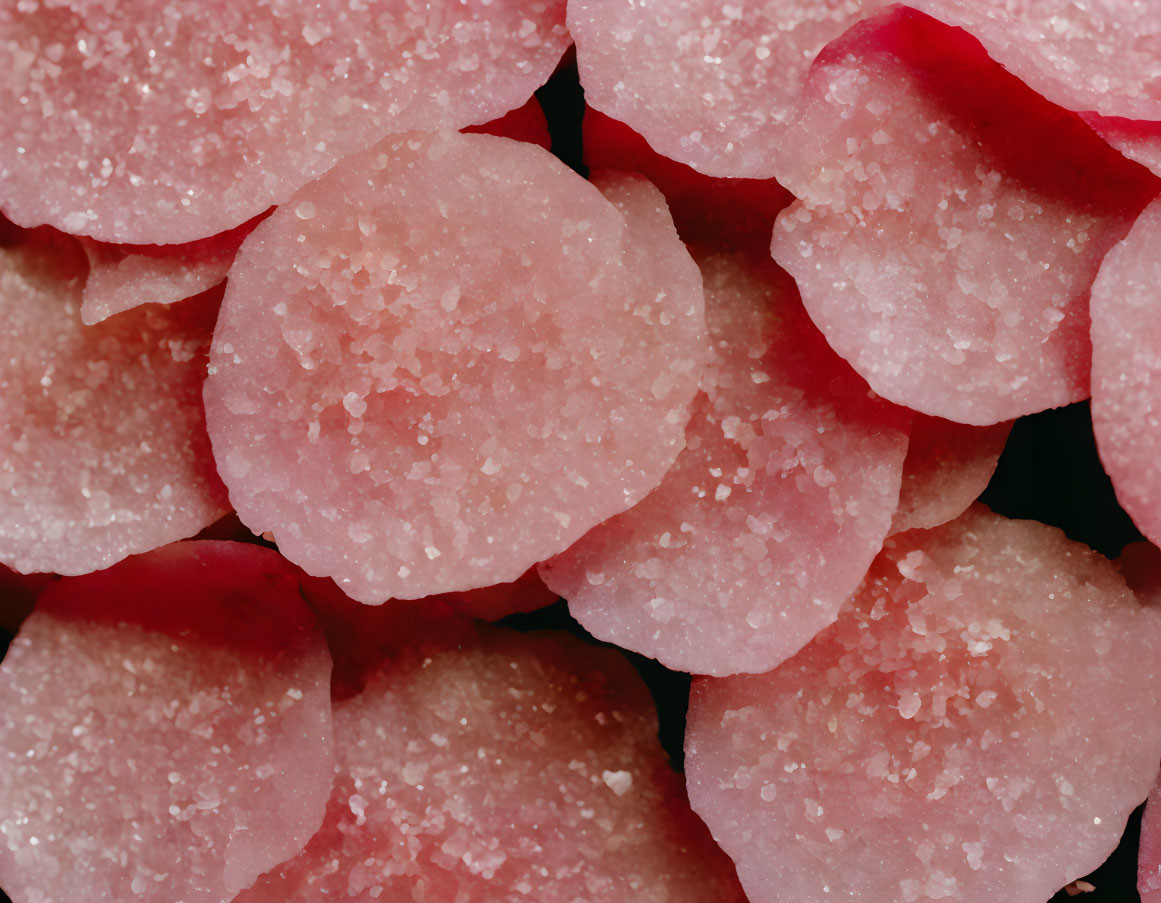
[1091,198,1161,550]
[771,11,1158,425]
[573,0,1161,180]
[543,251,909,676]
[892,415,1011,534]
[0,1,568,243]
[237,625,746,903]
[0,541,335,903]
[1083,113,1161,178]
[206,132,705,602]
[571,0,866,179]
[0,234,228,576]
[79,214,264,325]
[686,505,1161,903]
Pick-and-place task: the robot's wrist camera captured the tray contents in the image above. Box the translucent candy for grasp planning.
[0,234,228,576]
[1091,198,1161,550]
[892,415,1011,534]
[205,131,705,602]
[0,541,335,903]
[771,11,1158,425]
[687,506,1161,903]
[1083,114,1161,179]
[542,251,909,676]
[237,625,746,903]
[0,0,568,243]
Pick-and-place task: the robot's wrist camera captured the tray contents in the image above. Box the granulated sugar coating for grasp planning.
[1083,114,1161,179]
[1092,198,1161,549]
[1142,781,1161,903]
[0,237,228,576]
[0,541,335,903]
[572,0,1161,181]
[686,505,1161,903]
[571,0,865,179]
[79,214,264,325]
[542,251,909,677]
[771,11,1158,425]
[236,625,747,903]
[0,0,568,244]
[891,415,1011,534]
[205,131,705,602]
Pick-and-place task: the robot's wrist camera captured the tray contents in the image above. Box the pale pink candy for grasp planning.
[1142,780,1161,903]
[686,505,1161,903]
[205,131,705,602]
[573,0,1161,180]
[891,415,1011,534]
[78,215,264,325]
[919,0,1161,124]
[571,0,867,178]
[237,625,746,903]
[1092,198,1161,550]
[0,541,335,903]
[771,11,1158,425]
[465,96,552,150]
[0,1,568,244]
[542,251,910,676]
[1115,541,1161,903]
[0,236,228,576]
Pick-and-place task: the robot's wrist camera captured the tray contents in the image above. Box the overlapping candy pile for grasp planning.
[4,1,1161,901]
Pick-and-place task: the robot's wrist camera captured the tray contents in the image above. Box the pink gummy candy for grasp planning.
[237,625,746,903]
[571,0,865,179]
[686,505,1161,903]
[0,541,335,903]
[0,234,228,576]
[79,214,265,325]
[1091,198,1161,550]
[0,1,568,244]
[892,415,1011,534]
[771,11,1158,425]
[205,131,705,602]
[542,251,909,676]
[1143,781,1161,903]
[1082,114,1161,179]
[572,0,1161,180]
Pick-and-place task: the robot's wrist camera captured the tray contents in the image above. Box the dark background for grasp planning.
[0,63,1148,903]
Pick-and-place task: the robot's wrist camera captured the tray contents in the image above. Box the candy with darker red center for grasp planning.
[0,541,335,903]
[79,213,266,325]
[892,415,1011,534]
[541,251,909,676]
[1091,198,1161,550]
[236,624,746,903]
[0,234,228,576]
[205,132,705,602]
[582,107,792,253]
[0,1,568,244]
[771,11,1158,425]
[686,505,1161,903]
